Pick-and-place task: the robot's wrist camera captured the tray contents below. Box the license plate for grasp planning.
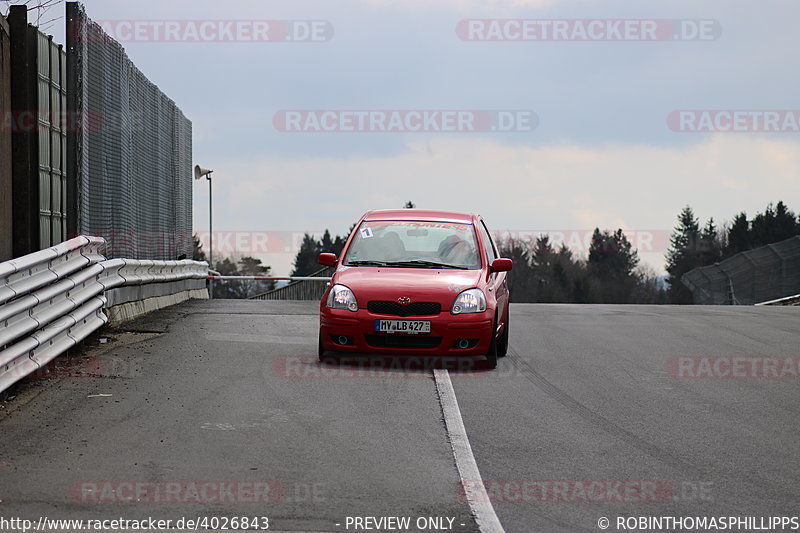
[374,319,431,335]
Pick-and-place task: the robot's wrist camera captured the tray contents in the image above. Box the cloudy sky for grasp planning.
[43,0,800,274]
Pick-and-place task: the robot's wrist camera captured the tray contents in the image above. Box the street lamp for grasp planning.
[194,165,214,266]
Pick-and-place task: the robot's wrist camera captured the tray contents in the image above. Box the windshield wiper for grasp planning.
[383,260,469,270]
[346,260,389,266]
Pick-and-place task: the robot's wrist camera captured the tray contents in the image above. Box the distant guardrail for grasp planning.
[247,266,333,301]
[682,236,800,305]
[0,236,208,394]
[755,294,800,306]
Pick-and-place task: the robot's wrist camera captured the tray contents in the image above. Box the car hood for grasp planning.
[333,266,484,305]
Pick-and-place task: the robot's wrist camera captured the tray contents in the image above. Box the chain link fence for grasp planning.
[682,236,800,305]
[67,2,192,260]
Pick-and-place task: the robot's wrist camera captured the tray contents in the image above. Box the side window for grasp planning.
[478,221,497,263]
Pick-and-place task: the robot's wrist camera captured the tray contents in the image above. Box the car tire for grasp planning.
[485,317,499,369]
[318,332,326,361]
[497,307,509,358]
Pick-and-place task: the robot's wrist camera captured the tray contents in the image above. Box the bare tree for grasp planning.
[2,0,64,31]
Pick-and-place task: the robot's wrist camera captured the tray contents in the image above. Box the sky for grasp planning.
[32,0,800,275]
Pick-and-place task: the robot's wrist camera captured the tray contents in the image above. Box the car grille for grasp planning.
[367,301,441,317]
[365,335,442,349]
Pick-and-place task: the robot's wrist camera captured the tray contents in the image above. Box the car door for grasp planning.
[477,218,509,323]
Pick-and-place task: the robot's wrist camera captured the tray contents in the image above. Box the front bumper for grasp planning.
[319,308,494,355]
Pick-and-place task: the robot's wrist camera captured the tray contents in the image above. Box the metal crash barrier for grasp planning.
[755,294,800,306]
[245,265,334,301]
[0,236,208,394]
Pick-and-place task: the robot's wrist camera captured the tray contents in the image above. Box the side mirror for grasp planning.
[318,253,338,267]
[491,258,513,272]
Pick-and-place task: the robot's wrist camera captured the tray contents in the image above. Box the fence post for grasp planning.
[8,5,39,257]
[765,243,786,299]
[0,14,11,261]
[65,1,80,241]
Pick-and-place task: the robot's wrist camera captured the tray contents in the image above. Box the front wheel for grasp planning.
[497,307,509,358]
[318,332,326,361]
[485,318,498,369]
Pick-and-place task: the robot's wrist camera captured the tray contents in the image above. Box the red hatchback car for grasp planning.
[318,210,512,369]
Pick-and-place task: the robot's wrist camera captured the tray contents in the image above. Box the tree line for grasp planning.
[496,229,665,303]
[503,200,799,304]
[665,201,800,303]
[192,235,276,299]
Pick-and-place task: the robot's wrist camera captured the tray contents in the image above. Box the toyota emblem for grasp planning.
[397,297,411,305]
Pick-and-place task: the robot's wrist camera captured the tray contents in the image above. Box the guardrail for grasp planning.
[755,293,800,306]
[0,236,208,394]
[682,236,800,305]
[105,258,209,287]
[248,266,333,301]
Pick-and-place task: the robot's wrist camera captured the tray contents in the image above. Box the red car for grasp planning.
[318,210,512,369]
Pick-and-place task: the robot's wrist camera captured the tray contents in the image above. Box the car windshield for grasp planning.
[343,220,481,269]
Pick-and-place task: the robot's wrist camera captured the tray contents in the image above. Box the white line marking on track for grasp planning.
[434,368,506,533]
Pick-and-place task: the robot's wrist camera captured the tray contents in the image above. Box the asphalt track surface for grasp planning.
[1,300,798,533]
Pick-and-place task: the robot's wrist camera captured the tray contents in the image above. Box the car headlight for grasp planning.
[451,288,486,314]
[326,284,358,311]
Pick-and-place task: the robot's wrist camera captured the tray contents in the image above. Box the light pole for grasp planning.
[194,165,214,295]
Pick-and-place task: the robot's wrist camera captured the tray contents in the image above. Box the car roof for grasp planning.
[363,209,477,224]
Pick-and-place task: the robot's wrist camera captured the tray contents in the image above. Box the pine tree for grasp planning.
[666,206,701,304]
[332,235,347,256]
[751,203,778,248]
[770,201,797,242]
[497,237,532,302]
[588,228,640,303]
[291,234,322,277]
[725,212,750,257]
[291,227,354,277]
[554,244,583,303]
[320,230,335,253]
[531,235,555,267]
[723,202,798,259]
[697,218,722,265]
[530,235,556,302]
